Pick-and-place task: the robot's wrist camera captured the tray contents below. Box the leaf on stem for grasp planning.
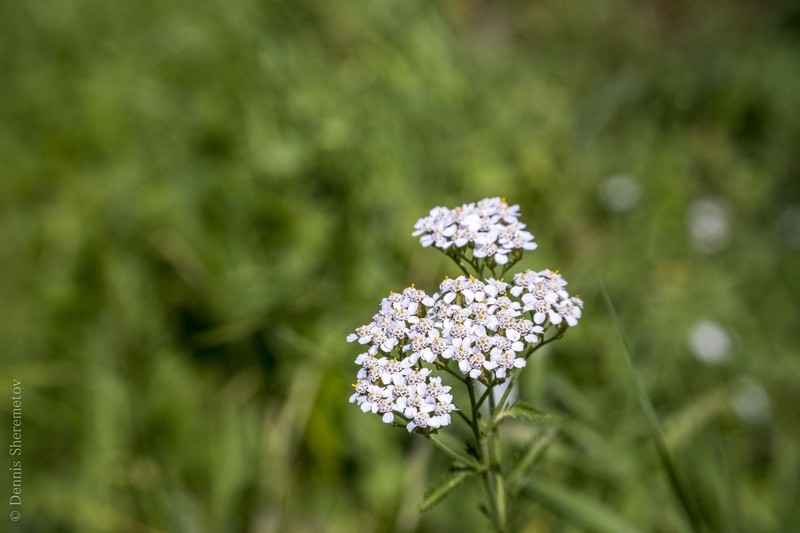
[492,400,550,429]
[417,469,476,513]
[427,433,481,470]
[509,426,558,492]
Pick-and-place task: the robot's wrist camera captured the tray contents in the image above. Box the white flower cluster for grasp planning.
[512,269,584,327]
[412,197,537,265]
[348,286,457,432]
[348,274,582,432]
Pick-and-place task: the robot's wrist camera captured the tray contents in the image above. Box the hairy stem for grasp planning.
[468,379,508,532]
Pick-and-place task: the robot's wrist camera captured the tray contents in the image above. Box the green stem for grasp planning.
[454,258,471,277]
[500,260,517,277]
[495,377,517,413]
[455,409,472,426]
[486,385,507,531]
[522,326,566,363]
[467,380,500,530]
[435,360,467,384]
[492,328,566,414]
[475,380,496,411]
[466,380,482,448]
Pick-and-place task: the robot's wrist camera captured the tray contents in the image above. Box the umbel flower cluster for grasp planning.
[412,197,537,270]
[348,198,583,433]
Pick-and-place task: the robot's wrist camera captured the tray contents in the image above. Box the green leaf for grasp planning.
[522,477,641,533]
[601,283,705,531]
[492,400,550,429]
[663,386,730,452]
[427,433,481,469]
[418,469,475,513]
[509,426,558,492]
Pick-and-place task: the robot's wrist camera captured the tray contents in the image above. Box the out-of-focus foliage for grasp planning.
[1,0,799,531]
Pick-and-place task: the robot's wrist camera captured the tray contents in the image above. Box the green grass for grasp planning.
[1,0,799,531]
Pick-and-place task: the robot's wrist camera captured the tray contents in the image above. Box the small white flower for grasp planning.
[687,197,730,253]
[492,349,527,379]
[688,320,731,364]
[459,353,496,379]
[599,174,642,212]
[557,298,583,327]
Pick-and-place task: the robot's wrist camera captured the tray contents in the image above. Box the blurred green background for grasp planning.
[2,0,800,531]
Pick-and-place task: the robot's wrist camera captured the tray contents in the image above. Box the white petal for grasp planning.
[382,412,394,424]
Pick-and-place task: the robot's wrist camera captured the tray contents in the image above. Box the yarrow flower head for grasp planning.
[412,197,537,270]
[347,273,582,432]
[347,287,458,432]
